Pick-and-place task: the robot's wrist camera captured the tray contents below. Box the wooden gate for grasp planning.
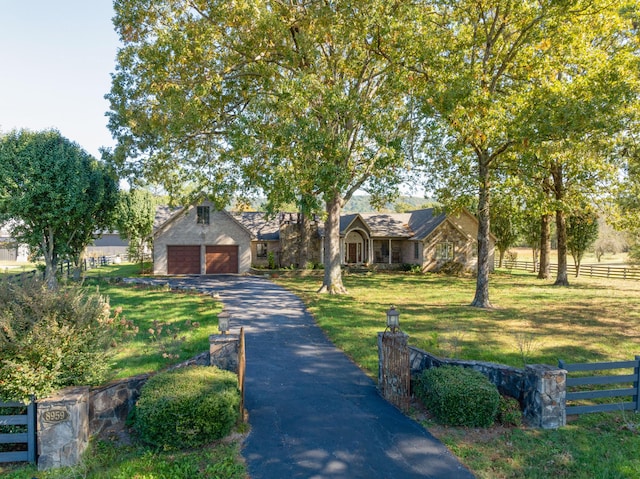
[238,327,246,423]
[559,357,640,415]
[0,399,36,464]
[379,332,411,411]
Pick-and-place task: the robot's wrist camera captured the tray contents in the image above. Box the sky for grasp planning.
[0,1,120,159]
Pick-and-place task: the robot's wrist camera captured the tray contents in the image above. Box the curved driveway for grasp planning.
[147,275,474,479]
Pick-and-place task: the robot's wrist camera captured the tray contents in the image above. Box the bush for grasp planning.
[0,279,130,402]
[497,395,523,426]
[415,366,500,427]
[135,366,240,449]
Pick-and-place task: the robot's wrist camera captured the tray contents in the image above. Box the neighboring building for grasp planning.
[153,201,494,275]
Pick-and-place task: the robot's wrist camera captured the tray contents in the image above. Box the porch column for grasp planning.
[388,239,392,264]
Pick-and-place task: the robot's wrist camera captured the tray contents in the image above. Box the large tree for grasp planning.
[0,129,119,288]
[108,0,414,294]
[396,0,638,304]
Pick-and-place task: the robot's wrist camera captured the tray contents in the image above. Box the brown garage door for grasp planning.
[167,245,201,274]
[206,245,239,274]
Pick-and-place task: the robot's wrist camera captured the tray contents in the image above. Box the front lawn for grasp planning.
[274,270,640,478]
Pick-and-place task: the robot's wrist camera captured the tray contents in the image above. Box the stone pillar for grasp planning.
[210,334,240,373]
[378,331,411,411]
[37,386,89,470]
[523,364,566,429]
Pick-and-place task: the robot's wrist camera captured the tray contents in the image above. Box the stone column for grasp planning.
[523,364,566,429]
[37,386,89,470]
[210,334,240,373]
[378,331,411,411]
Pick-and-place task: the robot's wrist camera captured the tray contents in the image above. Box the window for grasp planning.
[257,242,268,258]
[435,242,454,261]
[196,206,210,225]
[414,242,420,260]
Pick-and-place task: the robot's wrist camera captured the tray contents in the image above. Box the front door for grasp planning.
[347,243,357,263]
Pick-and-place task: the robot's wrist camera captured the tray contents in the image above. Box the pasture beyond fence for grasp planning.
[497,259,640,281]
[559,358,640,416]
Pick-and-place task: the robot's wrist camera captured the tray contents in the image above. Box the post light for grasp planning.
[386,305,400,333]
[218,312,230,334]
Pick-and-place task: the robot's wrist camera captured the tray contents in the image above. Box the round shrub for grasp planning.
[415,366,500,427]
[497,395,523,427]
[135,366,240,449]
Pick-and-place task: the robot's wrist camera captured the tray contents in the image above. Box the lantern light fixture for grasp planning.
[386,305,400,333]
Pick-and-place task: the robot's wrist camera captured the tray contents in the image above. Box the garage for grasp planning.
[206,245,239,274]
[167,245,201,274]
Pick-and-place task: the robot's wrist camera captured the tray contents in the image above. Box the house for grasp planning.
[152,201,494,275]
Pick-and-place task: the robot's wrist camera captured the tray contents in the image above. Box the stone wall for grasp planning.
[408,346,567,429]
[36,341,234,470]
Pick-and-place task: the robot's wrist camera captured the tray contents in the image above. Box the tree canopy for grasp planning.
[0,129,118,288]
[108,0,415,293]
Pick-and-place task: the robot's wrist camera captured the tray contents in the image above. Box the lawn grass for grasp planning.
[0,439,247,479]
[273,269,640,478]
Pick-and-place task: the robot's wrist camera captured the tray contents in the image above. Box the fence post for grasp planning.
[635,356,640,412]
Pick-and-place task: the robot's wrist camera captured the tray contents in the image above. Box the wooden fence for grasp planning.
[238,327,246,423]
[559,358,640,416]
[0,400,36,464]
[4,255,124,284]
[498,260,640,281]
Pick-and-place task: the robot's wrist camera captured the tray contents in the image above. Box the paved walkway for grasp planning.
[152,275,475,479]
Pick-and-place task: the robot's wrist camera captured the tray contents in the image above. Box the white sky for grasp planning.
[0,1,120,159]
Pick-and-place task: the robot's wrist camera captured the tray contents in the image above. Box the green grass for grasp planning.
[0,438,247,479]
[273,269,640,478]
[84,280,223,378]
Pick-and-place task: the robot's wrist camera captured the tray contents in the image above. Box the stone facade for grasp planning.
[209,334,240,373]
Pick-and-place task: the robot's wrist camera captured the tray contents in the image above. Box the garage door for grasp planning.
[167,245,201,274]
[206,245,239,274]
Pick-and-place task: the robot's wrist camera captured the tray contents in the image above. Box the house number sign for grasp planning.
[43,409,69,423]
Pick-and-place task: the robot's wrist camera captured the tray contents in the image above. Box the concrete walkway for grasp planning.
[154,275,475,479]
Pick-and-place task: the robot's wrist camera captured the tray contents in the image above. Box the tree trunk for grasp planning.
[318,192,347,294]
[554,208,569,286]
[498,248,505,268]
[532,247,539,273]
[42,227,58,290]
[537,214,551,279]
[551,161,569,286]
[471,154,492,308]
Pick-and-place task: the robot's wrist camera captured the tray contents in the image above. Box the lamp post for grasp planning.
[218,311,230,335]
[386,305,400,333]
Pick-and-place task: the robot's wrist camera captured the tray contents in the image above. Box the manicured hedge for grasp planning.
[415,365,500,427]
[135,366,240,449]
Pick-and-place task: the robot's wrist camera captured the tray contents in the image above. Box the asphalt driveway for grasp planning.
[152,275,475,479]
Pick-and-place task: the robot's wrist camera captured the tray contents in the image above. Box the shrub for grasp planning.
[0,279,131,402]
[497,395,523,427]
[415,366,500,427]
[135,366,240,449]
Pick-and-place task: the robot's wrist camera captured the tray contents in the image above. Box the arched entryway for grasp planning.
[344,230,369,264]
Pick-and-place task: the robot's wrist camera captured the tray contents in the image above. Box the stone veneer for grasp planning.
[36,343,232,470]
[408,346,567,429]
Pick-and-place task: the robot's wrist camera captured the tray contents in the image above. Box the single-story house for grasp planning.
[152,201,494,275]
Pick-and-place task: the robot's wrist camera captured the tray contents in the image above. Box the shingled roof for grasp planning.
[230,212,281,241]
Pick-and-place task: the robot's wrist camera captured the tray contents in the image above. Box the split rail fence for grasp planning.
[559,358,640,416]
[497,260,640,281]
